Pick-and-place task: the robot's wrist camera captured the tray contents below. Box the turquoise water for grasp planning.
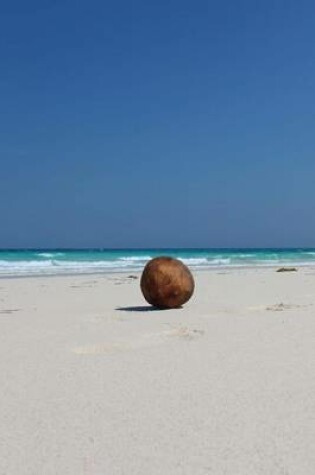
[0,249,315,276]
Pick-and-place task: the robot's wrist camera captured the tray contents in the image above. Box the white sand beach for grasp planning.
[1,268,315,474]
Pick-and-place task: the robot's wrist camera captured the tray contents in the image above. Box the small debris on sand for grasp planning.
[276,267,297,273]
[266,303,303,311]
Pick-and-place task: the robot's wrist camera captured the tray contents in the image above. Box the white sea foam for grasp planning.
[119,256,153,261]
[178,257,209,265]
[0,260,55,268]
[37,252,65,258]
[1,253,315,277]
[0,258,147,276]
[0,257,193,276]
[208,258,232,265]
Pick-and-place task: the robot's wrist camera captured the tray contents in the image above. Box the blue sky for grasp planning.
[1,0,315,248]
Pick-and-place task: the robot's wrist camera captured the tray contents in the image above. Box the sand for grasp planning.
[0,268,315,474]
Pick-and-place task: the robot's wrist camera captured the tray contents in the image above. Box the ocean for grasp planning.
[0,248,315,277]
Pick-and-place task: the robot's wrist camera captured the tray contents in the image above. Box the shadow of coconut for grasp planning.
[115,305,173,312]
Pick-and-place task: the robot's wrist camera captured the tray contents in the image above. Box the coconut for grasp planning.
[140,257,194,309]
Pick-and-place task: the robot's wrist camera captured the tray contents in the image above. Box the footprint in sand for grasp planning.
[72,335,163,354]
[70,284,95,289]
[72,326,204,355]
[248,303,311,312]
[248,305,268,311]
[73,342,131,354]
[108,276,138,286]
[163,326,205,340]
[266,303,311,312]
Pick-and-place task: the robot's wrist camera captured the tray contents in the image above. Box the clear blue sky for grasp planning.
[1,0,314,248]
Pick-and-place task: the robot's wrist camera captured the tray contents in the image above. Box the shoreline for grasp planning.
[1,263,315,280]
